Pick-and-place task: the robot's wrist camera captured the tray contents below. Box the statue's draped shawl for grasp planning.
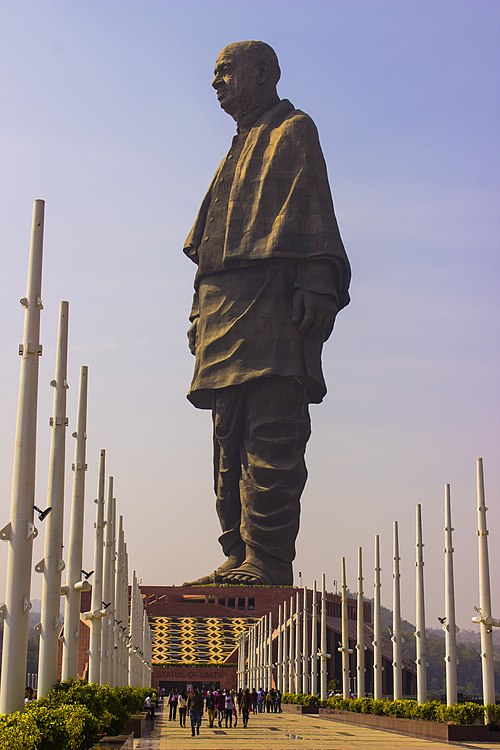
[184,99,350,310]
[184,99,350,409]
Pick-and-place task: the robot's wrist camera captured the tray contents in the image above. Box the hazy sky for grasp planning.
[1,1,499,633]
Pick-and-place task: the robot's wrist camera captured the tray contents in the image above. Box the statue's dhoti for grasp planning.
[212,376,311,584]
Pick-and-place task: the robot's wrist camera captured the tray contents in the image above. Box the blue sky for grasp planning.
[1,1,499,631]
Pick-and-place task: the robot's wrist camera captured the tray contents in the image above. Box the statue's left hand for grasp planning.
[187,319,198,355]
[292,289,336,341]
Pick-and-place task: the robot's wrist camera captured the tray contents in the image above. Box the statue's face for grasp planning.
[212,46,260,119]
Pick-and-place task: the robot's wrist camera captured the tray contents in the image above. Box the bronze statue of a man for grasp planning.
[184,41,350,586]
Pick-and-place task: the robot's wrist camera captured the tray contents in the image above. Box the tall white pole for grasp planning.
[37,301,69,697]
[122,541,129,686]
[295,590,301,692]
[392,520,403,699]
[108,496,116,686]
[474,458,496,709]
[252,623,257,689]
[87,450,106,683]
[415,503,427,703]
[100,477,114,685]
[61,366,90,680]
[302,585,308,694]
[256,618,261,688]
[288,595,295,691]
[356,547,365,698]
[373,534,383,699]
[320,572,327,701]
[310,580,318,695]
[267,612,273,690]
[444,484,457,705]
[277,604,283,692]
[0,200,45,714]
[282,599,288,693]
[340,557,350,698]
[142,610,149,687]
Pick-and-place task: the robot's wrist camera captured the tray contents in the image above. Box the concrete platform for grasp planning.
[133,702,500,750]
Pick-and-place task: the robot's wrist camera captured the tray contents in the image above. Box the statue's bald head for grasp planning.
[219,41,281,86]
[212,40,281,124]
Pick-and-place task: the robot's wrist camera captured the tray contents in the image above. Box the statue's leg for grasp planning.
[184,386,245,585]
[221,377,311,586]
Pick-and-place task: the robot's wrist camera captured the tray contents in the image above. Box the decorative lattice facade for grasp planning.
[151,616,259,665]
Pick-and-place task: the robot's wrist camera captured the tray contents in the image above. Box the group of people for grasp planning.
[163,686,282,736]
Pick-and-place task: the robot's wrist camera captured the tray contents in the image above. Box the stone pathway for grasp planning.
[134,702,500,750]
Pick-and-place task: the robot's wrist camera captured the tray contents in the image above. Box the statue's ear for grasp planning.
[256,60,270,85]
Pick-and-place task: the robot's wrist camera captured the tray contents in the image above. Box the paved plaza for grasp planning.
[133,703,500,750]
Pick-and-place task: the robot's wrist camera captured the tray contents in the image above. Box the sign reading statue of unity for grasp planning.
[184,40,350,586]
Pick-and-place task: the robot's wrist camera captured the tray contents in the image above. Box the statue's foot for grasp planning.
[183,552,244,585]
[219,559,293,586]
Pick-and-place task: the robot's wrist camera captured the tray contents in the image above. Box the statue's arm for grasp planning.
[292,258,344,341]
[187,289,199,355]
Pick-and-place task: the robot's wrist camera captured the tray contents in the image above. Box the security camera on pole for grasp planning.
[0,200,45,714]
[37,301,70,697]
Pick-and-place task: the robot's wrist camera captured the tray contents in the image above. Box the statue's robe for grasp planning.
[184,99,350,410]
[183,99,350,578]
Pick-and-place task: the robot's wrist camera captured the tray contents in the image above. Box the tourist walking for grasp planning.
[187,687,204,737]
[178,690,187,727]
[216,690,225,727]
[231,689,238,726]
[252,688,258,713]
[205,689,216,728]
[224,688,234,728]
[168,688,178,721]
[241,688,251,728]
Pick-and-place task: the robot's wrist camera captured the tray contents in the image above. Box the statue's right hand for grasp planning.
[187,319,198,355]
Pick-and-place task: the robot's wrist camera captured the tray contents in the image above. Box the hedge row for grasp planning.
[0,682,152,750]
[281,693,500,726]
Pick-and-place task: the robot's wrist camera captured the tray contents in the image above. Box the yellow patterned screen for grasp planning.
[150,617,258,665]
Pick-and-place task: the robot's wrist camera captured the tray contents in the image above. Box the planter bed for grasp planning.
[319,708,500,742]
[123,711,149,738]
[282,703,320,715]
[96,733,134,749]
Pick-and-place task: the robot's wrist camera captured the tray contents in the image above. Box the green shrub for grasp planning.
[436,702,484,725]
[41,681,130,735]
[0,711,40,750]
[281,692,320,706]
[485,703,500,727]
[0,703,98,750]
[113,686,150,715]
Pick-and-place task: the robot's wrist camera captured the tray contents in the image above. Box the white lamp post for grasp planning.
[0,201,45,713]
[37,301,69,697]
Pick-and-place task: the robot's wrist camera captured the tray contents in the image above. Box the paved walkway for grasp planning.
[133,703,500,750]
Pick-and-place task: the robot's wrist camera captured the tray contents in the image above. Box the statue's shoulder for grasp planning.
[270,101,319,140]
